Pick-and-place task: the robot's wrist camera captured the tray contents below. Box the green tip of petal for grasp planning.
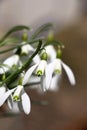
[13,95,20,101]
[55,69,61,74]
[36,70,43,76]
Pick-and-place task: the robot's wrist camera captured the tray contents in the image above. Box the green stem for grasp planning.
[0,40,42,87]
[0,38,44,54]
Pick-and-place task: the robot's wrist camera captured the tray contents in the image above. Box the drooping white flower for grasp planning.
[23,60,47,88]
[21,44,34,55]
[0,87,16,107]
[12,85,31,115]
[21,43,40,64]
[0,85,31,115]
[45,58,76,91]
[0,55,19,74]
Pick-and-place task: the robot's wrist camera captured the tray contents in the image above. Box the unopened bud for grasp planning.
[41,52,48,61]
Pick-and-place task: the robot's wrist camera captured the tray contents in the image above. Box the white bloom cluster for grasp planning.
[0,22,77,117]
[0,42,76,115]
[23,45,76,92]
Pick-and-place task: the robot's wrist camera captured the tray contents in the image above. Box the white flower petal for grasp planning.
[21,44,34,54]
[23,64,38,85]
[21,92,31,115]
[45,45,56,61]
[7,96,13,109]
[41,75,46,92]
[0,86,6,97]
[33,54,40,64]
[49,74,61,91]
[7,95,20,113]
[4,55,19,67]
[62,61,76,85]
[0,88,16,106]
[54,59,62,73]
[36,60,47,75]
[11,102,20,113]
[45,62,55,90]
[0,68,5,74]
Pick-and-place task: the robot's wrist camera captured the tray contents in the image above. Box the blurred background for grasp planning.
[0,0,87,130]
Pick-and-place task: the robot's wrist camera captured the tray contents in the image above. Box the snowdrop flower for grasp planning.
[21,43,40,64]
[21,43,34,55]
[12,85,31,115]
[45,58,76,91]
[0,85,31,115]
[23,59,47,86]
[0,55,19,74]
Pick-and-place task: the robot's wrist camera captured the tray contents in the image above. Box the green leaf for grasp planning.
[45,40,64,47]
[0,25,29,43]
[0,38,19,47]
[31,23,53,39]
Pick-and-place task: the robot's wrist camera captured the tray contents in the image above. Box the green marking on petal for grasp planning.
[36,70,43,76]
[13,95,20,101]
[55,69,61,74]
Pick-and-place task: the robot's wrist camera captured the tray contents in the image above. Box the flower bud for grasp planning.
[40,52,48,61]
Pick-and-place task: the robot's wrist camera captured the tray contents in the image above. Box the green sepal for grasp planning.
[40,52,48,60]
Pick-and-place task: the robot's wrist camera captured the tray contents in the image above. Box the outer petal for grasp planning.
[21,44,34,55]
[41,75,46,92]
[0,86,6,97]
[45,62,55,90]
[45,45,56,62]
[4,55,19,67]
[0,88,16,106]
[62,61,76,85]
[7,96,13,109]
[21,92,31,115]
[23,64,38,85]
[49,74,61,91]
[7,96,20,113]
[36,60,47,75]
[33,54,40,64]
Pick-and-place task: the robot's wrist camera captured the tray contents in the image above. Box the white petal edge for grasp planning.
[0,88,16,106]
[33,54,40,64]
[45,45,56,61]
[41,75,46,92]
[7,97,13,109]
[21,92,31,115]
[49,74,61,91]
[45,62,55,90]
[62,61,76,85]
[23,64,38,85]
[4,55,19,67]
[0,86,6,97]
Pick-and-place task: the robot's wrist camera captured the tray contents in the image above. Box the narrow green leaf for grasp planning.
[0,25,29,43]
[0,38,19,47]
[45,40,64,47]
[31,23,53,39]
